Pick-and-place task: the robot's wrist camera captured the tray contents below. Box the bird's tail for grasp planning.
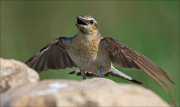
[109,65,142,84]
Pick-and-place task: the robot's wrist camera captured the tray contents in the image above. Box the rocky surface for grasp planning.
[0,58,39,93]
[1,78,169,107]
[0,58,169,106]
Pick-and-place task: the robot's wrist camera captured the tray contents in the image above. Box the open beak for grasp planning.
[76,16,88,25]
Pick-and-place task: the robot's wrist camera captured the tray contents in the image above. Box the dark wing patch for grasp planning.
[26,37,76,72]
[100,37,174,92]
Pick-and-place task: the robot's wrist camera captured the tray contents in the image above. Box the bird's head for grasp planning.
[76,15,98,34]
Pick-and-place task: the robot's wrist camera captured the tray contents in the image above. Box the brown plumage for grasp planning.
[26,15,174,94]
[100,37,174,92]
[26,37,76,71]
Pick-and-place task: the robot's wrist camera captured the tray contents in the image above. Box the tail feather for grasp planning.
[110,65,142,84]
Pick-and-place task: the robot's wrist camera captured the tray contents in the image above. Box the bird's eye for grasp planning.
[89,20,94,24]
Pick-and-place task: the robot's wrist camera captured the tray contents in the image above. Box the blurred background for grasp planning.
[1,1,179,105]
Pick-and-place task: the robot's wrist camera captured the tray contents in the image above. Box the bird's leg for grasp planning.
[81,70,87,80]
[98,66,104,78]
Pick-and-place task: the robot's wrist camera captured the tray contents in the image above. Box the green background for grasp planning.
[1,1,179,105]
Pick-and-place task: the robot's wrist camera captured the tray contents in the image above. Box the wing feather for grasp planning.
[100,37,174,92]
[26,37,76,72]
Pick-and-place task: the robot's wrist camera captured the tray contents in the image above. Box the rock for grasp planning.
[0,58,169,106]
[0,58,39,93]
[1,78,169,107]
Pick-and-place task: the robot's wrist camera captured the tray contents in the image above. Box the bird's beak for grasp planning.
[76,16,88,25]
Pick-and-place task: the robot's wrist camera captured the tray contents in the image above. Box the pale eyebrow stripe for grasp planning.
[87,17,97,23]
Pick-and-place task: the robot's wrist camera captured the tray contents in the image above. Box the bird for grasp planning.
[26,15,174,92]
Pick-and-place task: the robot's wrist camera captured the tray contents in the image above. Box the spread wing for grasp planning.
[25,37,76,72]
[100,37,174,92]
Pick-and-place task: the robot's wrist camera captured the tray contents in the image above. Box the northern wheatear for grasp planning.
[26,15,174,92]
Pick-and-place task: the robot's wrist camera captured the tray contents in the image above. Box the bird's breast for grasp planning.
[67,39,100,70]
